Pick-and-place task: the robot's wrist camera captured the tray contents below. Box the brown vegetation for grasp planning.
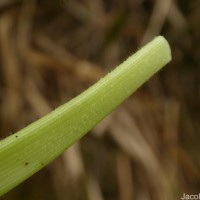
[0,0,199,200]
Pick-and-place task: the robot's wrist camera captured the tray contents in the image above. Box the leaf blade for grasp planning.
[0,36,171,196]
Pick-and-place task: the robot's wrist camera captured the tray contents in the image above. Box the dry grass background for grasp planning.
[0,0,200,200]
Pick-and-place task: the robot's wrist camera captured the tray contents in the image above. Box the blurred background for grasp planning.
[0,0,200,200]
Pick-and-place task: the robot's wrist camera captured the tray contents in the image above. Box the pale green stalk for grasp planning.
[0,36,171,196]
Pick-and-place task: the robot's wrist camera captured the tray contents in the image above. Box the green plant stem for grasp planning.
[0,36,171,196]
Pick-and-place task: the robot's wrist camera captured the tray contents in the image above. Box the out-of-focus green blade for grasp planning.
[0,36,171,196]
